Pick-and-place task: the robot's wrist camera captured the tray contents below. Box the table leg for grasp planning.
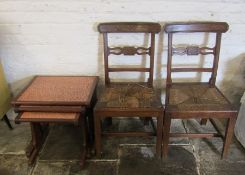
[27,122,49,165]
[78,115,88,168]
[87,91,97,155]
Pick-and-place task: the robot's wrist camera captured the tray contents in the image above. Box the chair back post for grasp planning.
[209,32,222,87]
[165,33,173,105]
[98,22,161,86]
[148,32,156,87]
[102,33,110,85]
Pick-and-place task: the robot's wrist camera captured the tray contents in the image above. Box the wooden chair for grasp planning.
[94,22,163,158]
[162,22,238,159]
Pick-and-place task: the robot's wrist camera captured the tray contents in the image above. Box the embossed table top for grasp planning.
[12,76,98,106]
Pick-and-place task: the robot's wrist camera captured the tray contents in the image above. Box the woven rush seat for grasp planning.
[13,76,98,106]
[168,84,232,112]
[16,111,82,123]
[96,84,162,109]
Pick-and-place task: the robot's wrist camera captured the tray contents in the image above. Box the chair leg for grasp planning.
[162,114,171,158]
[2,114,13,130]
[87,107,95,144]
[200,119,208,125]
[94,113,102,158]
[156,112,163,158]
[79,116,87,168]
[222,116,236,159]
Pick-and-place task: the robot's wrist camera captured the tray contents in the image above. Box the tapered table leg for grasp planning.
[27,123,49,165]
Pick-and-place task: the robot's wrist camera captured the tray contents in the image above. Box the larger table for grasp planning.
[12,75,98,166]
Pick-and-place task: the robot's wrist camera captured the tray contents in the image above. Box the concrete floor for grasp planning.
[0,118,245,175]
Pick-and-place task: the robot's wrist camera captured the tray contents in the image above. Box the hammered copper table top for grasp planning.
[12,76,98,106]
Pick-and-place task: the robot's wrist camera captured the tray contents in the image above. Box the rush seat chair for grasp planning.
[94,22,164,158]
[162,22,238,159]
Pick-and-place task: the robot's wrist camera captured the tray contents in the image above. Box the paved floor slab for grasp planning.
[0,122,31,154]
[0,155,31,175]
[170,119,190,145]
[32,161,118,175]
[70,161,118,175]
[32,161,70,175]
[118,145,198,175]
[185,119,245,175]
[39,124,83,161]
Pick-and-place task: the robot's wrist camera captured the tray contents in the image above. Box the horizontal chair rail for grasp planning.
[98,22,161,33]
[16,105,84,113]
[103,131,155,137]
[169,133,223,138]
[165,22,229,33]
[15,113,80,124]
[171,68,213,72]
[108,68,150,72]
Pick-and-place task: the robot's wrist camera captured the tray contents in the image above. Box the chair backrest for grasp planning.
[164,22,229,87]
[98,22,161,87]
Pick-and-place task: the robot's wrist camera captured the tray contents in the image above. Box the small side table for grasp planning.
[15,111,87,166]
[12,76,98,166]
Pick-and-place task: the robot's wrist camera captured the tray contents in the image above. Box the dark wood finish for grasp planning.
[172,46,215,55]
[2,114,13,130]
[163,22,237,159]
[15,105,84,113]
[12,76,98,168]
[95,22,163,158]
[169,133,223,138]
[15,112,88,166]
[98,22,161,33]
[98,22,161,87]
[103,131,154,137]
[171,68,213,72]
[108,68,150,72]
[26,123,49,165]
[165,22,229,33]
[15,112,82,124]
[109,46,150,55]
